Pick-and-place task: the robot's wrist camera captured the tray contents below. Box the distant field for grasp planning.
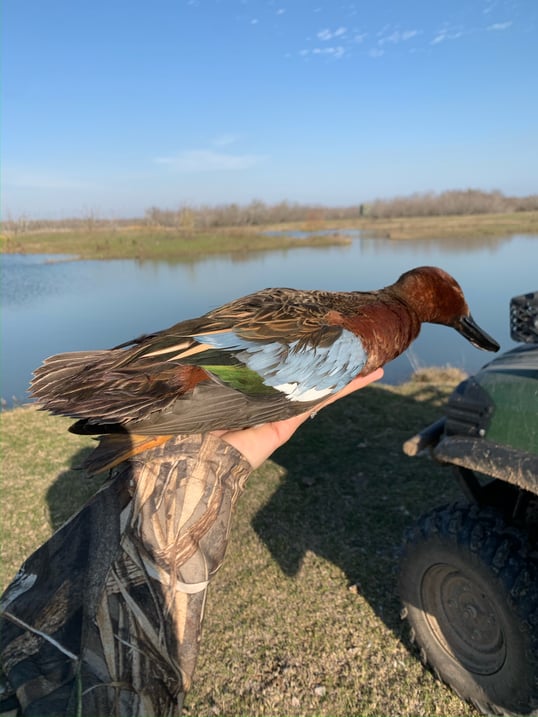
[2,211,537,261]
[353,209,538,240]
[1,369,478,716]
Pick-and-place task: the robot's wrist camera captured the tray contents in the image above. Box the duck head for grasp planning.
[393,266,500,352]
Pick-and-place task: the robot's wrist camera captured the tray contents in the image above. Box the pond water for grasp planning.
[2,233,537,406]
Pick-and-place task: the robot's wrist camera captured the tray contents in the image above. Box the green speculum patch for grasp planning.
[202,364,279,396]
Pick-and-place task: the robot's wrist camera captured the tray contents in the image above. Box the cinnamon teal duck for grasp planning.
[31,266,499,472]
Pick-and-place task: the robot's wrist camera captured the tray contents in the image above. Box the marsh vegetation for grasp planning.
[3,190,538,261]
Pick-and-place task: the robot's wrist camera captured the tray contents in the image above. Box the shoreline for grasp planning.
[2,211,537,262]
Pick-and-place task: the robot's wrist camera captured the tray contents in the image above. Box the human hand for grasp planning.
[213,368,384,469]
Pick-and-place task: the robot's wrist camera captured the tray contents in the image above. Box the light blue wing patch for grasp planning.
[195,329,367,401]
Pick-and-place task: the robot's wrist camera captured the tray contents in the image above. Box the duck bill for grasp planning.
[457,315,500,352]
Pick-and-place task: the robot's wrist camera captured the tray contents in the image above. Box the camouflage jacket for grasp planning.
[0,434,252,716]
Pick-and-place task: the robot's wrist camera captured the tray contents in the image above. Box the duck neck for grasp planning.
[345,298,422,371]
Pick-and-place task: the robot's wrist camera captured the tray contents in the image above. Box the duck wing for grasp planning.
[31,288,369,432]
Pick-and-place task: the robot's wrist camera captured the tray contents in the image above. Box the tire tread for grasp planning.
[400,502,538,716]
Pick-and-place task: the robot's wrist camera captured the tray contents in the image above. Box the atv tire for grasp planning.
[399,503,538,715]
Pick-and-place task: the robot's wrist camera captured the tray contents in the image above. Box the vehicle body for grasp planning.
[400,292,538,715]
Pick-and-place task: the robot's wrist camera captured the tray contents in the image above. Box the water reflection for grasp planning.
[264,227,514,253]
[1,233,537,406]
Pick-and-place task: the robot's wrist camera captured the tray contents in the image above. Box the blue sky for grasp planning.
[3,0,537,219]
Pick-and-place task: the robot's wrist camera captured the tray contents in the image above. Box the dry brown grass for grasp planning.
[0,225,351,261]
[350,210,538,240]
[2,211,537,261]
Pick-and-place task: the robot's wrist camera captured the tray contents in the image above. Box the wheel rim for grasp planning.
[420,563,506,675]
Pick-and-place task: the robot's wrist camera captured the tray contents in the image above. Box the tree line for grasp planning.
[144,190,538,227]
[366,189,538,219]
[4,189,538,233]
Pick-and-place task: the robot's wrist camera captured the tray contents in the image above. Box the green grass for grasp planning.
[0,225,352,261]
[0,370,478,716]
[2,210,538,261]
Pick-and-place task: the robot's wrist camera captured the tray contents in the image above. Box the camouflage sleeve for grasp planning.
[0,433,253,716]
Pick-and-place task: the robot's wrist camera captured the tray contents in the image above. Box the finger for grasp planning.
[214,368,384,469]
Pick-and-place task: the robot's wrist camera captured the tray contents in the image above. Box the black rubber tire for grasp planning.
[399,503,538,715]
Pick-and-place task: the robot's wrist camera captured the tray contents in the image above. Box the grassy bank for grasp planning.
[2,211,537,261]
[352,209,538,240]
[0,369,478,715]
[0,226,352,261]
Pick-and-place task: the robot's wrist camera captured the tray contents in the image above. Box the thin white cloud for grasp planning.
[212,133,240,147]
[378,29,419,45]
[431,28,464,44]
[487,21,512,30]
[301,45,346,59]
[369,47,384,58]
[429,19,511,46]
[317,26,347,41]
[376,24,391,38]
[154,149,265,172]
[313,45,345,58]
